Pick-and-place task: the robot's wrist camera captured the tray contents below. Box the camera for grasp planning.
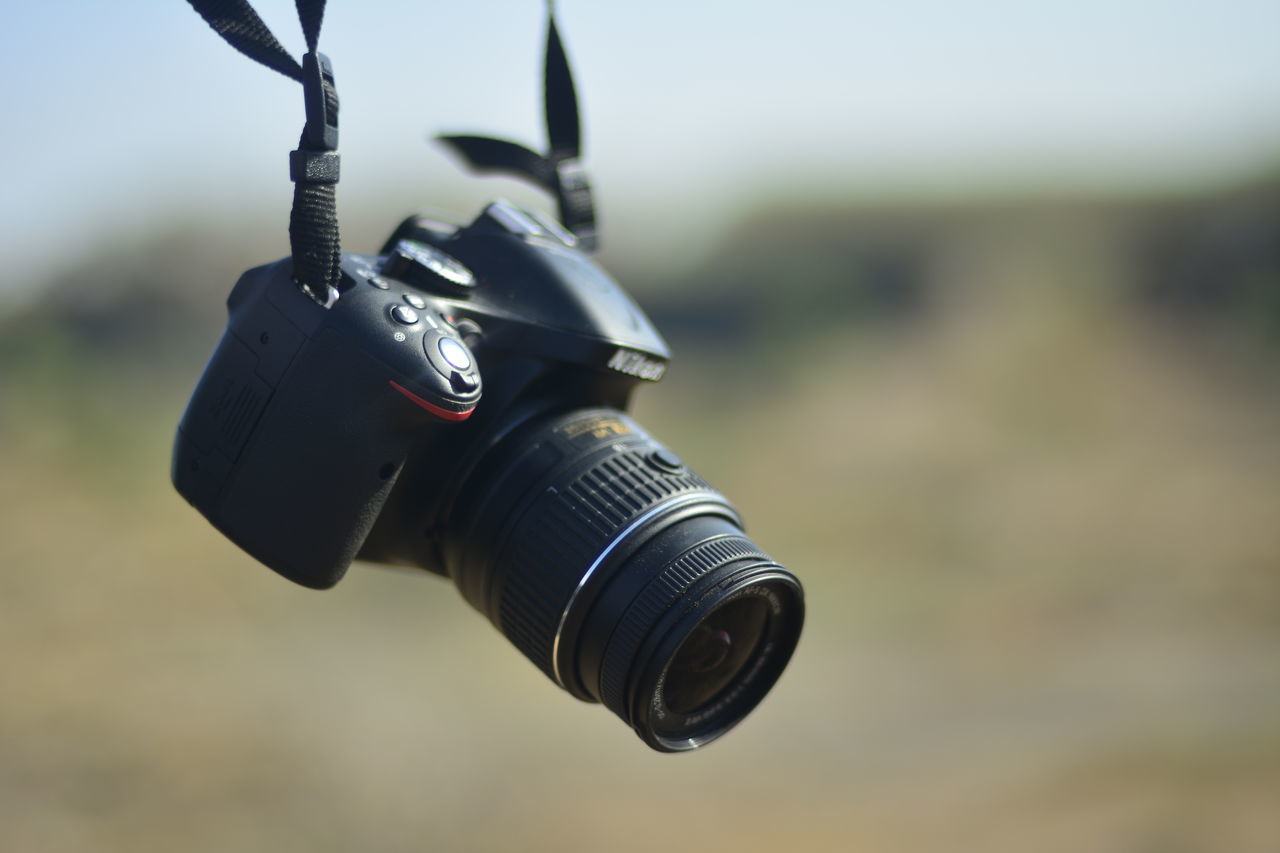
[172,200,804,751]
[174,0,802,752]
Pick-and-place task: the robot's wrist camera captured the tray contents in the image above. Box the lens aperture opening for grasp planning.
[664,596,771,714]
[639,573,803,751]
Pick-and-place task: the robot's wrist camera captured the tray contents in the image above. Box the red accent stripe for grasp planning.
[388,380,474,421]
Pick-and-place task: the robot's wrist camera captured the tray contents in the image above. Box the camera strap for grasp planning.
[439,2,599,251]
[185,0,343,303]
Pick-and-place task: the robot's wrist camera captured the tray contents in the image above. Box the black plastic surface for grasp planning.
[174,201,669,589]
[174,255,482,588]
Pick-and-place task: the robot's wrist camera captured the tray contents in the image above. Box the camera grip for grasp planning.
[174,308,426,589]
[266,334,431,585]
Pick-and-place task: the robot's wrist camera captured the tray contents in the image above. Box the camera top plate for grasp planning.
[381,202,671,379]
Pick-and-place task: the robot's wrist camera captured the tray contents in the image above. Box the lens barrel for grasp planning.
[447,408,803,751]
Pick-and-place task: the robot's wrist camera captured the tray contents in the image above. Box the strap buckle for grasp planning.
[301,51,338,150]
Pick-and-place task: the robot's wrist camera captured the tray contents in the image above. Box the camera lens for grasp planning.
[446,408,803,752]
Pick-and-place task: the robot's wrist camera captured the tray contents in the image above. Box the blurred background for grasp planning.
[2,1,1279,850]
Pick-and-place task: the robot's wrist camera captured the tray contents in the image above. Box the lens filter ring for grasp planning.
[597,540,804,752]
[638,572,802,751]
[598,535,767,714]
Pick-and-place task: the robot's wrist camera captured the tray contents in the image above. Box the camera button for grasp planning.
[367,275,391,290]
[438,337,473,371]
[452,318,483,340]
[449,370,479,392]
[390,305,420,325]
[647,449,685,474]
[383,240,477,297]
[403,293,427,310]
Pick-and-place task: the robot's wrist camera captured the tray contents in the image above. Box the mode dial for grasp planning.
[381,240,477,297]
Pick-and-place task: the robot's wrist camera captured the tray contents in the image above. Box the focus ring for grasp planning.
[598,536,768,719]
[496,448,718,681]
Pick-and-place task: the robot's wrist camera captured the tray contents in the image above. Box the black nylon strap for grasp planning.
[185,0,303,81]
[295,1,326,52]
[186,0,342,300]
[439,2,598,251]
[437,136,550,184]
[544,15,580,158]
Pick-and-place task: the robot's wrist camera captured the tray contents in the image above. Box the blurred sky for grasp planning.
[2,0,1280,301]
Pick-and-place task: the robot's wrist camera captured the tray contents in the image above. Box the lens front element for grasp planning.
[665,596,771,714]
[637,572,802,751]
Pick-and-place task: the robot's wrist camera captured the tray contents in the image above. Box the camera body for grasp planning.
[174,200,668,588]
[175,199,803,751]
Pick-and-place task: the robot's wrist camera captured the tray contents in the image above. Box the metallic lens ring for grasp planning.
[549,493,738,687]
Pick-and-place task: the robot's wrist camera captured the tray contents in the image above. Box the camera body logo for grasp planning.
[607,348,667,382]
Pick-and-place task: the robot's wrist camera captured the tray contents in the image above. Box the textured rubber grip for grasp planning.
[496,448,718,681]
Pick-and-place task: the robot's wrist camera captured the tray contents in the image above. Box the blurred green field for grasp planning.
[2,195,1279,852]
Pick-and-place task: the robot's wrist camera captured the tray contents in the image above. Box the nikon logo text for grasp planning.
[607,348,667,382]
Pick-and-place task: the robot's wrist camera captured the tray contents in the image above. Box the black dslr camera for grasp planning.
[174,0,802,752]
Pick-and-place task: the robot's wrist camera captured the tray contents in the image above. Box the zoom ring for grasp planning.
[598,536,769,719]
[497,448,718,681]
